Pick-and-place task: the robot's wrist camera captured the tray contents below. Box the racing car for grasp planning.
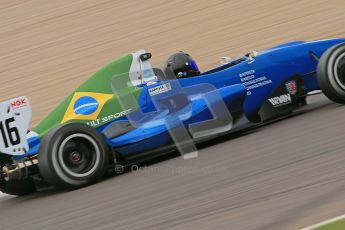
[1,38,345,195]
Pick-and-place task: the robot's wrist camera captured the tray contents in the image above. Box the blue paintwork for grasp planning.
[24,38,345,158]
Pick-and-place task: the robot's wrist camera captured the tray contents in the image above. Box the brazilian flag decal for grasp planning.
[61,92,113,123]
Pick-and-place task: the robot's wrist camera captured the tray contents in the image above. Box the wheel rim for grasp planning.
[333,53,345,90]
[57,133,101,178]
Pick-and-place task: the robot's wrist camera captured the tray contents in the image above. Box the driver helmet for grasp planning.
[164,52,200,78]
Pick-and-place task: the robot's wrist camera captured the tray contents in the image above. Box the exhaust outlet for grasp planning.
[2,159,38,181]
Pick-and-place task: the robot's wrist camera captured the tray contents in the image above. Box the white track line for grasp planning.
[300,214,345,230]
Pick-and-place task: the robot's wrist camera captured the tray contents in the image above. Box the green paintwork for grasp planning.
[33,53,140,136]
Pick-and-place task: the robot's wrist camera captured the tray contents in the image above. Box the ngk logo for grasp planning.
[11,98,27,109]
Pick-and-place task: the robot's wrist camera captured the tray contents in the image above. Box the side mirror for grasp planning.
[220,57,233,65]
[139,53,152,61]
[248,50,258,64]
[250,50,258,58]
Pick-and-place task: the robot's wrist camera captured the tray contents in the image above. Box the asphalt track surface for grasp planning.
[0,95,344,230]
[1,1,345,230]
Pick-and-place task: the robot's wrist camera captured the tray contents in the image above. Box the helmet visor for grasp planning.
[186,60,199,72]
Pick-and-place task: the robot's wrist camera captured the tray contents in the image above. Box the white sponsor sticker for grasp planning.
[86,109,133,127]
[0,97,31,156]
[239,70,272,95]
[268,94,291,106]
[148,83,172,96]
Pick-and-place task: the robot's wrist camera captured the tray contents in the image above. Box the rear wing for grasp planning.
[0,96,31,156]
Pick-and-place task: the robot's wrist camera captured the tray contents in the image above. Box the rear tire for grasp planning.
[317,43,345,104]
[0,178,36,196]
[38,123,109,190]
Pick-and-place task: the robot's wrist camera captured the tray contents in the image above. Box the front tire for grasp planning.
[38,123,109,190]
[317,43,345,104]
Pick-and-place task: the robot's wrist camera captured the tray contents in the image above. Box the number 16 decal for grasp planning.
[0,96,31,156]
[0,117,21,148]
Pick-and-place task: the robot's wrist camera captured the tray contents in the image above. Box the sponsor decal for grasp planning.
[268,94,291,106]
[239,70,272,95]
[146,81,158,86]
[239,70,256,78]
[10,98,27,109]
[62,92,113,123]
[285,80,297,95]
[148,83,172,96]
[86,109,132,127]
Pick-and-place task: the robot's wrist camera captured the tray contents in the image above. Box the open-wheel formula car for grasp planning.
[1,38,345,195]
